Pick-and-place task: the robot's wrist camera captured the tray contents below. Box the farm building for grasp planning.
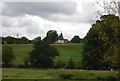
[55,33,69,43]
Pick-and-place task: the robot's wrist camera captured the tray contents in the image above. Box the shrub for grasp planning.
[2,44,15,67]
[24,56,30,68]
[66,58,75,69]
[54,59,66,69]
[59,73,74,79]
[75,62,83,69]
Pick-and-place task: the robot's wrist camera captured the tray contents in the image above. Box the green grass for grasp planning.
[54,44,83,62]
[2,68,119,80]
[2,44,120,80]
[12,44,33,64]
[11,44,83,65]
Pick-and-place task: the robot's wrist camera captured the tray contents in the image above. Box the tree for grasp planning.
[70,35,81,43]
[5,36,15,44]
[43,30,58,44]
[82,15,120,70]
[88,0,119,25]
[100,15,120,69]
[29,36,59,68]
[2,44,15,67]
[20,37,29,44]
[96,0,119,15]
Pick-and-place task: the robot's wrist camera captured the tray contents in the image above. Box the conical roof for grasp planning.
[58,33,64,40]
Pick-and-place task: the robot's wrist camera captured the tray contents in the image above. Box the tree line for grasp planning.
[1,31,83,44]
[1,36,32,44]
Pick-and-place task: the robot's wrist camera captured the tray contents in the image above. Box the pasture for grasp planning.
[2,44,120,80]
[11,44,83,65]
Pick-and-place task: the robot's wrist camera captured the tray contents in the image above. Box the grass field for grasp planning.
[2,68,119,80]
[12,44,83,65]
[2,44,120,80]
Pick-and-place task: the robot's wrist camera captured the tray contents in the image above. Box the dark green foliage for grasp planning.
[43,30,58,44]
[66,58,75,69]
[16,37,29,44]
[2,36,31,44]
[82,15,120,69]
[23,56,30,68]
[29,36,59,68]
[59,73,74,79]
[71,35,81,43]
[4,36,15,44]
[2,44,15,67]
[55,59,66,69]
[75,62,83,69]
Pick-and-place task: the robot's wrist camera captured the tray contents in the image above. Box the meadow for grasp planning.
[2,44,120,80]
[11,44,83,65]
[2,68,119,80]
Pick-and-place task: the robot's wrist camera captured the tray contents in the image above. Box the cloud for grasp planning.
[2,2,99,39]
[2,2,98,24]
[2,2,77,16]
[2,15,45,39]
[2,14,91,39]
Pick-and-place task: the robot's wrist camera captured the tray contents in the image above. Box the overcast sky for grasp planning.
[1,0,113,40]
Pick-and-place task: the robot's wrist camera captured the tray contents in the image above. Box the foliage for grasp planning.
[70,35,81,43]
[66,58,75,69]
[23,56,30,68]
[4,36,15,44]
[43,30,58,44]
[15,37,29,44]
[29,36,59,68]
[2,44,15,67]
[2,36,31,44]
[54,59,66,69]
[82,15,120,69]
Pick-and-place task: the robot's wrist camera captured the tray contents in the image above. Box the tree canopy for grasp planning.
[2,36,31,44]
[29,36,59,68]
[70,35,81,43]
[82,15,120,70]
[43,30,58,44]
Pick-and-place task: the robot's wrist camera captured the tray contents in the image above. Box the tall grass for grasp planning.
[2,68,119,80]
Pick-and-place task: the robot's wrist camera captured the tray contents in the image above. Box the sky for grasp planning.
[1,0,119,40]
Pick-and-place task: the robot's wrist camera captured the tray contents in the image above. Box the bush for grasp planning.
[59,73,86,80]
[59,73,74,79]
[2,44,15,67]
[75,62,83,69]
[66,58,75,69]
[54,59,66,69]
[24,56,30,68]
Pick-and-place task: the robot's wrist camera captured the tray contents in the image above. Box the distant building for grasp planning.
[55,33,69,43]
